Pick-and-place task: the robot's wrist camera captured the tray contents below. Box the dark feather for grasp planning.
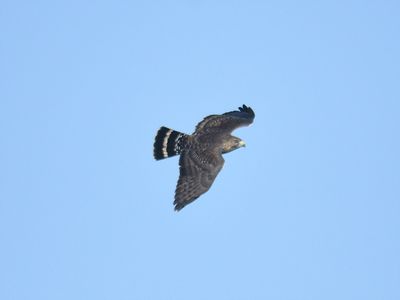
[194,104,255,135]
[174,149,224,211]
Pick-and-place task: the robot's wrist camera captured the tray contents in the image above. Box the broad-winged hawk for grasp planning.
[153,104,255,211]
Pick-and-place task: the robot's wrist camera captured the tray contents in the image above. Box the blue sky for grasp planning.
[1,1,399,299]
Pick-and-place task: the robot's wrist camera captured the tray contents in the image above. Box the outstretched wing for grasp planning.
[174,149,224,211]
[194,104,255,136]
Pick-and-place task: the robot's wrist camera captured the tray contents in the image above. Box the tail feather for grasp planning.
[153,126,188,160]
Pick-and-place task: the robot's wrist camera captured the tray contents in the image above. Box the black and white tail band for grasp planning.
[153,126,188,160]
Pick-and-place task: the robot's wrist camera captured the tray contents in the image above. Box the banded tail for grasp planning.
[153,126,188,160]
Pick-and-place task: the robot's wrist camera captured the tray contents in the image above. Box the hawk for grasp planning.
[153,104,255,211]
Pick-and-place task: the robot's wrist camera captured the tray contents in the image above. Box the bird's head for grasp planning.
[222,136,246,154]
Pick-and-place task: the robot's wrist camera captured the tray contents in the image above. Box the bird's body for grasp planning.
[153,105,255,211]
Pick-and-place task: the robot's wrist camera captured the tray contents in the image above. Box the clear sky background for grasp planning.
[1,1,399,299]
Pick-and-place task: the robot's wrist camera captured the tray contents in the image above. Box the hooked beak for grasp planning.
[239,140,246,147]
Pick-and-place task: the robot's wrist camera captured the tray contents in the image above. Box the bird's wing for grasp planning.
[194,104,255,136]
[174,149,224,211]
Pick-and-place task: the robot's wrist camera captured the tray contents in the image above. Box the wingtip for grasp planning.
[239,104,255,118]
[174,204,184,212]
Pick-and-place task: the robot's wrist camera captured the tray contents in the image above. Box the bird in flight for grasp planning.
[153,104,255,211]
